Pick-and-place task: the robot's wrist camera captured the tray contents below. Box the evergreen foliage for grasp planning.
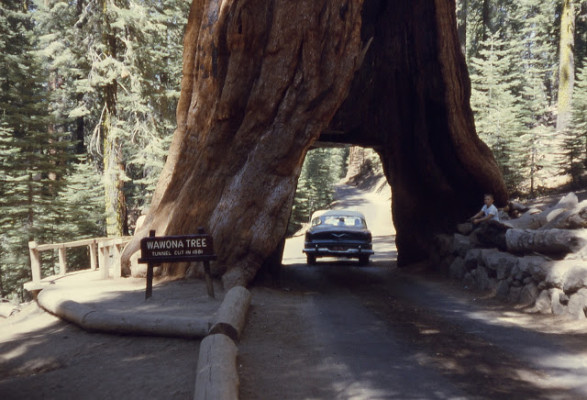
[0,0,74,300]
[565,61,587,185]
[0,0,188,299]
[469,31,527,192]
[513,0,559,194]
[289,148,349,235]
[463,0,586,195]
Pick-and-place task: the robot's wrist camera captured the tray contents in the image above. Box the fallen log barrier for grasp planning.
[208,286,251,342]
[36,290,211,338]
[194,334,239,400]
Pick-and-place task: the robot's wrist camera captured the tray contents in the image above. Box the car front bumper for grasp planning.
[303,245,374,258]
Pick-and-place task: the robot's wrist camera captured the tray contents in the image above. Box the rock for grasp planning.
[520,282,539,306]
[480,250,517,280]
[463,272,475,288]
[474,221,508,250]
[430,234,454,271]
[508,286,522,303]
[511,278,523,287]
[464,249,482,271]
[496,280,510,299]
[488,277,498,292]
[456,223,474,235]
[532,290,552,314]
[474,267,491,290]
[433,234,453,257]
[452,234,474,257]
[545,260,574,289]
[551,288,567,315]
[449,257,466,280]
[523,276,533,285]
[562,263,587,294]
[565,244,587,261]
[516,255,550,282]
[567,288,587,319]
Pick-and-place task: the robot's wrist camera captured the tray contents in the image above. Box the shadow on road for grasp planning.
[242,263,587,400]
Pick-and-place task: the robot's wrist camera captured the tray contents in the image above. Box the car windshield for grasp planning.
[311,215,366,228]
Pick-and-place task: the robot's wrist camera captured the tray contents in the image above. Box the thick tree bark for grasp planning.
[556,0,575,134]
[102,0,128,237]
[122,0,507,284]
[345,146,367,180]
[122,0,364,286]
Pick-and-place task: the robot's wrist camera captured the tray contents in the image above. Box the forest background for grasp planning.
[1,0,587,301]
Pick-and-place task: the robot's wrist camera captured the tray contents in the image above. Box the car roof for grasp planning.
[310,209,366,220]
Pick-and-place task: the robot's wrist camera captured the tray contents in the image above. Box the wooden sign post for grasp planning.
[138,228,217,299]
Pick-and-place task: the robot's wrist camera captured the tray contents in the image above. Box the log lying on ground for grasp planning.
[540,200,587,230]
[208,286,251,342]
[506,228,587,256]
[37,291,211,338]
[194,334,239,400]
[0,302,19,318]
[505,193,579,230]
[505,201,530,218]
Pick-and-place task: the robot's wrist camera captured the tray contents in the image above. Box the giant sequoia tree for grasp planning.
[122,0,507,286]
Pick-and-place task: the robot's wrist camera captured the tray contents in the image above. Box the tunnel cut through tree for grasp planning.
[121,0,507,287]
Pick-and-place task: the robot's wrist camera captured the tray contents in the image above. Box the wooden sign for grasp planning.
[138,234,215,263]
[138,229,217,299]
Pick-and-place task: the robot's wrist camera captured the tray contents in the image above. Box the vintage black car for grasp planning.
[303,210,374,265]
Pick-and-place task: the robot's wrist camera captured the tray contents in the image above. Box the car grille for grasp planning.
[310,232,367,241]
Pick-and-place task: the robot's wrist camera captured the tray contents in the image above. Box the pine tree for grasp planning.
[51,156,106,271]
[0,0,71,300]
[564,61,587,185]
[515,0,559,194]
[470,31,526,192]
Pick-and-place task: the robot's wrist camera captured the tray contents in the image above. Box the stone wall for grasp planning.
[431,193,587,320]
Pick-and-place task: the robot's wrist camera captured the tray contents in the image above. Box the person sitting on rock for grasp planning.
[470,193,500,224]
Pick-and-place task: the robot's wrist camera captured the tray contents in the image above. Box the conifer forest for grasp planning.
[1,0,587,300]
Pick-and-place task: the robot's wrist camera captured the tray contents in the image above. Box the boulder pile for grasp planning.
[431,192,587,319]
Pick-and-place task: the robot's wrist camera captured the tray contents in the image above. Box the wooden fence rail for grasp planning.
[26,237,132,293]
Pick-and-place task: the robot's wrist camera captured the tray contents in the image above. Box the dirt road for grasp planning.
[239,262,587,399]
[238,182,587,399]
